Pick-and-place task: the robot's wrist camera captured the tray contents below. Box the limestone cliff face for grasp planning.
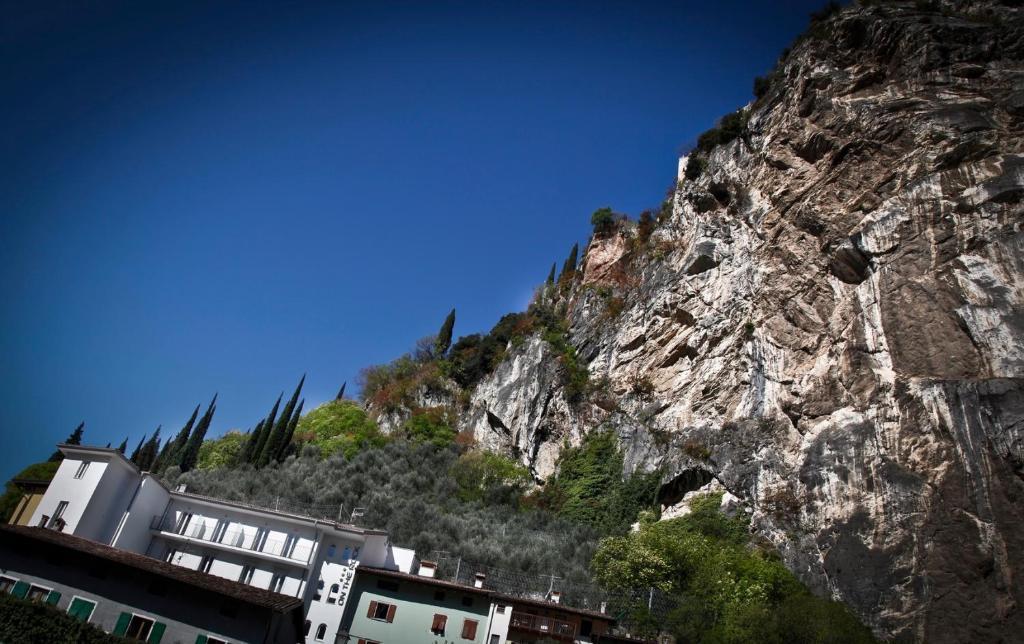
[457,3,1024,641]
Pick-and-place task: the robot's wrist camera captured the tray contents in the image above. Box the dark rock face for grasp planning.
[376,2,1024,641]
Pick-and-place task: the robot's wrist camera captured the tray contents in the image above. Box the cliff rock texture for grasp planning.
[456,2,1024,641]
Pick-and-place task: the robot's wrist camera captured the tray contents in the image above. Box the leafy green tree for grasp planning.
[435,308,456,356]
[179,395,216,472]
[590,207,616,236]
[450,451,531,503]
[197,431,248,470]
[294,400,385,459]
[49,422,84,461]
[402,408,456,448]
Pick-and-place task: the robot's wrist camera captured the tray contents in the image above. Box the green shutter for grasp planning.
[45,590,61,605]
[113,612,132,636]
[195,636,208,644]
[148,621,166,643]
[10,581,29,599]
[69,597,95,621]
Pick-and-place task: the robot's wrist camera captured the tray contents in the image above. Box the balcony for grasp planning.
[509,611,577,640]
[150,516,314,567]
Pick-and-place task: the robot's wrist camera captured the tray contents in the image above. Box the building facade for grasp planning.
[0,524,304,643]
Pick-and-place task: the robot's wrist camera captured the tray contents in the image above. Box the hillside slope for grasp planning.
[416,2,1024,641]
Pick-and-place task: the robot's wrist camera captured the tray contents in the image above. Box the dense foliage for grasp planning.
[539,431,661,535]
[592,494,877,643]
[0,592,126,644]
[0,460,61,522]
[197,430,247,470]
[293,399,386,458]
[170,441,602,582]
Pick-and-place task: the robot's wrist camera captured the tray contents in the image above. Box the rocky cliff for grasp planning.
[452,2,1024,641]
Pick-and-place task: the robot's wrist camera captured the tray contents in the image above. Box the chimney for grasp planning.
[600,601,607,614]
[418,560,437,578]
[550,590,561,604]
[474,572,486,589]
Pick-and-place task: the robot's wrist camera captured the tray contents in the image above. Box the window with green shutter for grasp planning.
[147,621,166,643]
[113,612,132,636]
[195,635,208,644]
[10,581,29,599]
[45,590,61,605]
[68,597,96,621]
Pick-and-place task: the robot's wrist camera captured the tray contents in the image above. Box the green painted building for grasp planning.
[339,567,492,644]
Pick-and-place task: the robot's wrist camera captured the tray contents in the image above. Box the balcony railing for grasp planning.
[509,611,576,639]
[150,515,313,563]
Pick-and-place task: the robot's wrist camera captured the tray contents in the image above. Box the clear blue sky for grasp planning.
[1,0,826,480]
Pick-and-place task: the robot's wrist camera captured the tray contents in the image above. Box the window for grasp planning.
[341,545,351,560]
[199,555,214,573]
[67,597,96,622]
[27,585,50,602]
[251,527,268,551]
[74,462,90,479]
[327,544,336,557]
[304,620,311,636]
[431,613,448,635]
[124,615,154,640]
[461,595,474,607]
[313,579,323,601]
[315,623,327,641]
[352,546,360,559]
[206,637,228,644]
[174,512,192,534]
[282,534,298,558]
[434,590,446,601]
[367,600,396,622]
[212,519,229,542]
[52,501,69,529]
[376,579,399,592]
[490,636,500,644]
[239,565,255,585]
[327,584,340,604]
[496,604,506,614]
[0,577,15,593]
[461,619,478,640]
[269,573,286,593]
[164,548,177,564]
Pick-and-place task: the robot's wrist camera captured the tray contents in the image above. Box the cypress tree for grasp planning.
[278,398,304,462]
[259,376,304,467]
[179,394,216,473]
[546,263,557,285]
[435,308,456,356]
[336,382,347,400]
[130,435,147,464]
[560,243,579,283]
[50,422,85,461]
[117,438,128,454]
[239,419,265,465]
[159,404,200,472]
[251,394,281,468]
[137,427,161,471]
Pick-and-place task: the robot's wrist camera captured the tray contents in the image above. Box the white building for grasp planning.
[28,444,414,643]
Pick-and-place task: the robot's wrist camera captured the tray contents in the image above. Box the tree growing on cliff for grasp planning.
[559,243,579,284]
[435,308,456,357]
[591,207,616,236]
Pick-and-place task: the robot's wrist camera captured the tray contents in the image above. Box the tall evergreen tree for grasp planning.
[50,422,85,461]
[336,382,347,400]
[559,243,579,283]
[158,404,200,472]
[251,395,281,467]
[117,438,128,454]
[259,376,305,467]
[435,308,456,356]
[137,427,161,471]
[279,399,304,462]
[239,419,265,465]
[129,434,147,464]
[546,263,557,285]
[179,395,216,473]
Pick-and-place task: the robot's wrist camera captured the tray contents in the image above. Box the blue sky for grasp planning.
[1,0,826,480]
